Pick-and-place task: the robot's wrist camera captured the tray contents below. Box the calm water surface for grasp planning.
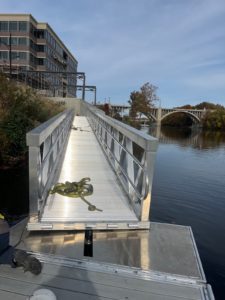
[0,127,224,299]
[149,127,225,300]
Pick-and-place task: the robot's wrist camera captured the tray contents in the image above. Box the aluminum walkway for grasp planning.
[41,116,137,224]
[27,104,158,230]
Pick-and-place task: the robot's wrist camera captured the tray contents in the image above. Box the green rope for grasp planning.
[49,177,103,212]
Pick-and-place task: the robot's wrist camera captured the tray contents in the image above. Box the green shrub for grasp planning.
[0,73,65,167]
[202,108,225,131]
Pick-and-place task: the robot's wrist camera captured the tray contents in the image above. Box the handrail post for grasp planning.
[28,146,41,216]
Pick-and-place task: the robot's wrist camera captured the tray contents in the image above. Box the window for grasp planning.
[30,39,37,51]
[63,51,68,60]
[19,21,27,32]
[0,37,8,46]
[30,53,34,63]
[0,51,8,60]
[11,51,19,60]
[0,21,8,31]
[30,53,38,65]
[45,59,49,68]
[45,30,49,41]
[37,44,44,52]
[46,46,50,55]
[11,37,18,46]
[19,52,27,60]
[19,38,27,45]
[52,38,56,49]
[9,21,18,31]
[38,58,44,65]
[35,30,45,39]
[30,23,35,36]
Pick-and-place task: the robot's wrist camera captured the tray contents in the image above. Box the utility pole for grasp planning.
[82,74,86,100]
[94,87,97,106]
[9,33,12,78]
[0,32,12,78]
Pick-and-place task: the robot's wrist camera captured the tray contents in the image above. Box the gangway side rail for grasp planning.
[81,102,158,222]
[26,108,74,222]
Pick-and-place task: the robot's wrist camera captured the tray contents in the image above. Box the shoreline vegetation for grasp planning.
[162,102,225,130]
[100,101,225,131]
[118,103,225,131]
[0,73,65,169]
[99,83,225,131]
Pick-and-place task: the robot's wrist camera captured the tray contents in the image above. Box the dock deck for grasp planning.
[0,220,214,299]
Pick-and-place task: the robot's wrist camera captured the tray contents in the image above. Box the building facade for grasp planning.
[0,14,78,96]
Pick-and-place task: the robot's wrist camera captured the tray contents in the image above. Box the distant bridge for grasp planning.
[111,105,207,125]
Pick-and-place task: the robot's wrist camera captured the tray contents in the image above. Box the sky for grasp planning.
[1,0,225,107]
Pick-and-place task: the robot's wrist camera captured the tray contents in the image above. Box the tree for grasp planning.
[0,73,65,166]
[202,109,225,130]
[128,82,159,121]
[194,102,223,110]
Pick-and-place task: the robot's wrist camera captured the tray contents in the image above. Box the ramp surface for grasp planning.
[41,116,137,223]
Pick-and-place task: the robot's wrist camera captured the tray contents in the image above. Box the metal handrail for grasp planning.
[26,108,74,217]
[81,102,158,221]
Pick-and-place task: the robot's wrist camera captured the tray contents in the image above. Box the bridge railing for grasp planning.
[81,102,158,222]
[26,109,74,218]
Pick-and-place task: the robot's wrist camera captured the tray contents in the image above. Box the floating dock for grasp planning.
[0,220,214,299]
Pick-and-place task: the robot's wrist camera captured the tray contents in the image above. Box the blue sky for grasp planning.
[1,0,225,107]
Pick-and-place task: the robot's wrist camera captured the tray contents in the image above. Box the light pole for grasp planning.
[0,33,12,78]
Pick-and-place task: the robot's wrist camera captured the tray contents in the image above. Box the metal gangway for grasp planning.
[26,99,158,231]
[0,98,214,300]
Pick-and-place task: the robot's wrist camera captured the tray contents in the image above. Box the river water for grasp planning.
[0,127,224,299]
[148,126,225,300]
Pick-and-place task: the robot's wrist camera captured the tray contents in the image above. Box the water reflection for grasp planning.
[148,126,225,150]
[0,164,29,219]
[148,125,225,299]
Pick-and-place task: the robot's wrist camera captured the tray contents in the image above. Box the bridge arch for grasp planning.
[160,110,201,123]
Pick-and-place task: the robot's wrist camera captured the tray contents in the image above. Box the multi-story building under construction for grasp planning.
[0,14,78,96]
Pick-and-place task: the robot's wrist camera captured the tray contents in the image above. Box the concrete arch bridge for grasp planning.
[147,108,206,125]
[110,105,207,126]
